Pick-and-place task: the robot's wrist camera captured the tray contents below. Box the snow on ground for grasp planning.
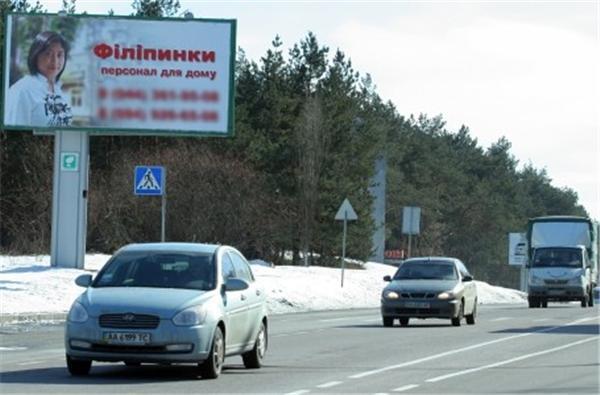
[0,255,527,318]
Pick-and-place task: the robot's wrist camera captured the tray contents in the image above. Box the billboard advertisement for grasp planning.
[1,13,236,136]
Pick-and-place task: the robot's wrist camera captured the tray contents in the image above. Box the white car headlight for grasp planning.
[384,291,399,300]
[172,305,207,326]
[68,302,89,323]
[437,291,455,300]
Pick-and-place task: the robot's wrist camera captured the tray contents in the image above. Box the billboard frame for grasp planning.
[1,11,237,137]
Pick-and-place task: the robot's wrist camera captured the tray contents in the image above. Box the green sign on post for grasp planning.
[61,153,79,171]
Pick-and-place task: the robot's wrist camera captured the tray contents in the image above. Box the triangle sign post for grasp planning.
[335,198,358,287]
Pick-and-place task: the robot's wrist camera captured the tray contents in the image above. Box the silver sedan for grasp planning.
[65,242,268,379]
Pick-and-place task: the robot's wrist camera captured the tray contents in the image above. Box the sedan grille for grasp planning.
[401,293,436,299]
[99,313,160,329]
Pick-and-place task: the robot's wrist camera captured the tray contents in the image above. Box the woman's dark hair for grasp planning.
[27,31,70,81]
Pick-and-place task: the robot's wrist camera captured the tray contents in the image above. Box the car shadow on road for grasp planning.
[338,322,455,329]
[492,324,599,335]
[0,363,269,385]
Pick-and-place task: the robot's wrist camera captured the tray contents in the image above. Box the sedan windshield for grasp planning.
[93,251,216,290]
[393,261,457,280]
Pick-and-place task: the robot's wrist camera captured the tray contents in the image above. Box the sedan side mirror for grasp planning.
[225,278,249,291]
[383,275,392,282]
[462,275,473,282]
[75,274,92,287]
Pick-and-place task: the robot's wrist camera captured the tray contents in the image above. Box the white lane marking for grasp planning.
[393,384,420,392]
[296,331,309,335]
[490,317,511,322]
[17,360,45,366]
[426,336,599,383]
[316,381,343,389]
[348,316,598,379]
[319,315,376,322]
[284,391,310,395]
[0,346,27,351]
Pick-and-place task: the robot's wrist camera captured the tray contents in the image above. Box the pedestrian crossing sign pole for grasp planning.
[134,166,166,242]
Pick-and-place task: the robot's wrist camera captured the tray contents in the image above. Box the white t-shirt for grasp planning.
[4,73,72,127]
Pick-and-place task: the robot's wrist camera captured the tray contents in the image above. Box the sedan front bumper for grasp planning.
[65,318,214,363]
[381,298,460,319]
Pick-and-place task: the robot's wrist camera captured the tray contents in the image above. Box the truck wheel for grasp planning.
[528,297,538,308]
[399,317,410,327]
[382,317,394,327]
[541,300,548,308]
[581,294,589,308]
[588,289,594,307]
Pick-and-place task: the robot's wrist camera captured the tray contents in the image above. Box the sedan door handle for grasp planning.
[240,294,247,301]
[256,290,262,296]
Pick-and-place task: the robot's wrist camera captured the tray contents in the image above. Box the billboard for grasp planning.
[1,13,236,136]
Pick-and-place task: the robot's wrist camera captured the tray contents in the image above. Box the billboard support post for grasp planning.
[50,130,89,269]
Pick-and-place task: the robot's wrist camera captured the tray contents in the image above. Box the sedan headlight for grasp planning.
[67,302,89,323]
[437,291,456,300]
[172,305,208,326]
[384,291,399,300]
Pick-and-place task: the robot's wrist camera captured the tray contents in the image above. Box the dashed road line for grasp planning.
[348,316,598,379]
[316,381,343,389]
[0,346,27,351]
[426,336,599,383]
[17,360,45,366]
[489,317,511,322]
[284,390,310,395]
[393,384,420,392]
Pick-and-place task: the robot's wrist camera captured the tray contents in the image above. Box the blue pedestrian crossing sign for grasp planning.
[134,166,164,196]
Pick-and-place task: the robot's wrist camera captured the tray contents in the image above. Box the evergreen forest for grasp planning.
[0,0,587,287]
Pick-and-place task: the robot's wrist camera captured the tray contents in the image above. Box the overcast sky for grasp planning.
[41,0,599,219]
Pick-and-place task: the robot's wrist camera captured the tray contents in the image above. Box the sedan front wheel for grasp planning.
[199,326,224,379]
[451,301,464,327]
[66,355,91,376]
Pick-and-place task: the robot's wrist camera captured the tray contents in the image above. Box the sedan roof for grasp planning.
[117,242,221,254]
[402,256,461,264]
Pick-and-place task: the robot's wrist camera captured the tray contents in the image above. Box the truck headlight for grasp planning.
[568,276,583,285]
[529,275,543,285]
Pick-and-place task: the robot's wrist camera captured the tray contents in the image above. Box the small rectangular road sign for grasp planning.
[134,166,164,196]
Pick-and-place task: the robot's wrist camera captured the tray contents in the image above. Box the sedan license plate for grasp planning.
[405,301,430,309]
[103,332,151,345]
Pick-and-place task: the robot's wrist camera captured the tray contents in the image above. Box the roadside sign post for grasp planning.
[402,206,421,258]
[335,198,358,287]
[135,166,166,242]
[50,131,89,269]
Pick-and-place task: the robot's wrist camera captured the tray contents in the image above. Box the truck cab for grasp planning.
[527,245,594,308]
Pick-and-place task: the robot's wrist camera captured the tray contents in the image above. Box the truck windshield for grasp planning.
[532,248,582,268]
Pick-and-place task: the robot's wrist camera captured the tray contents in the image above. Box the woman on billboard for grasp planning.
[5,31,73,127]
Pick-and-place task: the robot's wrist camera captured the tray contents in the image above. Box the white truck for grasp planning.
[526,216,598,308]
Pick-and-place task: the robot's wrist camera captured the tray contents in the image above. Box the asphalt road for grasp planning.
[1,304,598,394]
